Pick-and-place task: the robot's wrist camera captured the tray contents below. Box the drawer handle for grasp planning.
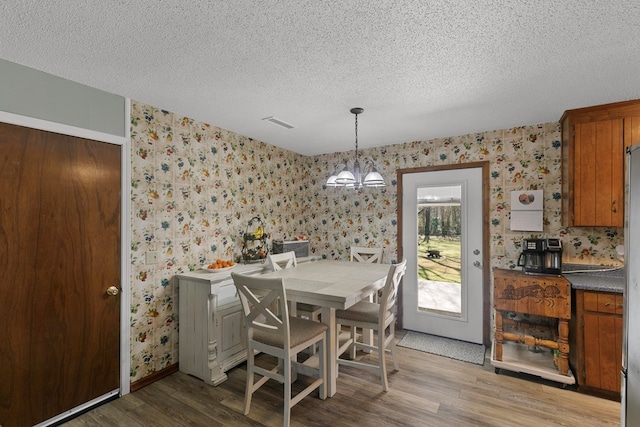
[603,302,623,309]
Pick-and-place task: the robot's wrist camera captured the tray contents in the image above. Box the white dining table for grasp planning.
[258,259,390,397]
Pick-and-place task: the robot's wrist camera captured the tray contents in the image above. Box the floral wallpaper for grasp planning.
[129,101,310,381]
[129,101,623,383]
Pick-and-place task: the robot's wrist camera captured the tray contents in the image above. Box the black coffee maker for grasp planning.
[517,238,563,275]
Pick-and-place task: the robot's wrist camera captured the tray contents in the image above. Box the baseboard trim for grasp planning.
[130,363,179,392]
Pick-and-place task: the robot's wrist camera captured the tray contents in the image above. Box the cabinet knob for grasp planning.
[612,200,617,213]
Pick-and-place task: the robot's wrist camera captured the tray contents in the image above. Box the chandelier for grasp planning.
[326,107,385,189]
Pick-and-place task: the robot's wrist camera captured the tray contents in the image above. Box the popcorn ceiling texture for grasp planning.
[129,100,623,382]
[2,2,640,155]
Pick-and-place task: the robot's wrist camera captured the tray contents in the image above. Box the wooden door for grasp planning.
[0,122,121,427]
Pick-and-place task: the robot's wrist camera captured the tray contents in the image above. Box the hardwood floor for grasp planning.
[62,331,620,427]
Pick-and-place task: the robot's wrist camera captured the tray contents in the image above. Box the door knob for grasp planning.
[106,286,120,296]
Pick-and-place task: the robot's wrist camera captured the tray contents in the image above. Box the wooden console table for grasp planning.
[176,263,266,385]
[176,257,321,386]
[491,268,575,385]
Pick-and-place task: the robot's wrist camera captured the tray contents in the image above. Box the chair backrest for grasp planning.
[350,246,383,264]
[268,251,298,271]
[379,259,407,318]
[231,272,290,347]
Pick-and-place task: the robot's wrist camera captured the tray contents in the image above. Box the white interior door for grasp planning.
[402,167,484,344]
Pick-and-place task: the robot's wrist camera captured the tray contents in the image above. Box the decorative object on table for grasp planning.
[241,216,268,264]
[272,235,309,258]
[325,107,385,189]
[201,259,236,273]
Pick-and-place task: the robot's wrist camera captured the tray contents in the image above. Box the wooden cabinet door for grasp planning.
[624,115,640,149]
[572,289,623,397]
[561,100,640,227]
[219,303,246,361]
[573,119,624,227]
[583,311,622,393]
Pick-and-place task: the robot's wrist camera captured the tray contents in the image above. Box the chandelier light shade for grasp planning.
[325,107,386,190]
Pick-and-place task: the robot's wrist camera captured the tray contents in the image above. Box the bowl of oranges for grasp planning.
[202,259,236,273]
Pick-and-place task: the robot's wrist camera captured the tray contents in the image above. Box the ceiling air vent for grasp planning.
[262,116,295,129]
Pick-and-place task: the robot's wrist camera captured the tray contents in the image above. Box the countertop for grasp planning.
[561,263,624,293]
[176,255,322,282]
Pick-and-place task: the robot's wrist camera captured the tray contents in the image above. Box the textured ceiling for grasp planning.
[1,1,640,155]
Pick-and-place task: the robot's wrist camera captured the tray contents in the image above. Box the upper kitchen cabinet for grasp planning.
[561,100,640,227]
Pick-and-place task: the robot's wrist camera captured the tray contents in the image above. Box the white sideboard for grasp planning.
[177,256,321,385]
[177,263,266,385]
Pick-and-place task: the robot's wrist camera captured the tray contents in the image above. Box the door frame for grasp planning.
[0,107,132,400]
[397,162,491,346]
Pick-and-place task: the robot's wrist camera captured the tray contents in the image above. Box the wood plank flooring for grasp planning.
[62,331,621,426]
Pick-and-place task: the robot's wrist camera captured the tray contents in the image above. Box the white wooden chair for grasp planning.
[268,251,322,321]
[350,246,383,264]
[231,272,327,427]
[268,251,298,271]
[350,246,384,302]
[335,259,407,392]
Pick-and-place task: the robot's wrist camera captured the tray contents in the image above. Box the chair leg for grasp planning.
[390,323,399,371]
[378,329,389,392]
[349,326,357,359]
[290,354,298,383]
[244,346,254,415]
[319,334,327,399]
[284,355,292,427]
[309,312,319,355]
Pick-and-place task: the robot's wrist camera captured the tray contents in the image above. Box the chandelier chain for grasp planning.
[354,113,359,159]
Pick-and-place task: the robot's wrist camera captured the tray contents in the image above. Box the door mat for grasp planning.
[397,331,486,365]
